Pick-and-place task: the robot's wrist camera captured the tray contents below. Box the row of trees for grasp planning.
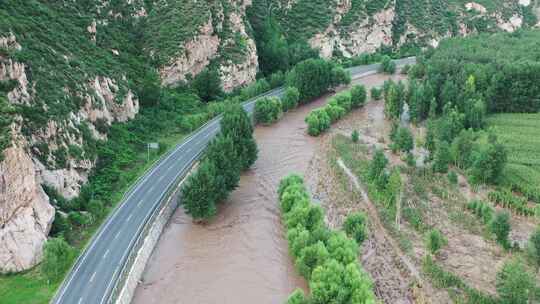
[305,85,367,136]
[278,175,375,304]
[254,87,301,125]
[181,104,258,221]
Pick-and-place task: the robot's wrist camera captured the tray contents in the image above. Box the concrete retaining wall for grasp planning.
[114,166,195,304]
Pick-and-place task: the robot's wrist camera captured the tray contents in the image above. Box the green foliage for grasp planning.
[496,259,537,304]
[278,175,376,303]
[343,212,368,245]
[221,104,258,170]
[254,97,282,124]
[379,56,396,74]
[529,227,540,269]
[383,80,405,120]
[282,87,300,112]
[205,135,241,199]
[286,289,310,304]
[0,96,14,161]
[488,189,534,217]
[370,87,382,100]
[181,160,219,221]
[466,200,494,224]
[306,108,331,136]
[191,68,224,102]
[394,127,414,153]
[486,113,540,203]
[425,229,447,255]
[433,141,451,173]
[287,59,350,103]
[350,85,367,108]
[41,238,75,282]
[469,135,507,185]
[490,211,511,248]
[351,130,359,143]
[447,171,458,185]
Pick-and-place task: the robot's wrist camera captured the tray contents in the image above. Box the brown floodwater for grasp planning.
[131,74,395,304]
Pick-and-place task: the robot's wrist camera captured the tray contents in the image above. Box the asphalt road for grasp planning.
[52,57,415,304]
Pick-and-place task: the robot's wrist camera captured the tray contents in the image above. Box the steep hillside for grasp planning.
[249,0,537,59]
[0,0,258,273]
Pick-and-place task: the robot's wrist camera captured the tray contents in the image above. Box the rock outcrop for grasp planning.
[0,139,54,273]
[158,0,258,91]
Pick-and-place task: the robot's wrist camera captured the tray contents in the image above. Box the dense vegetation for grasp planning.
[278,175,376,304]
[403,31,540,195]
[305,85,367,136]
[181,104,257,221]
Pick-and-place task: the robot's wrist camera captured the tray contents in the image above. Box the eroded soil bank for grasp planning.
[131,73,401,304]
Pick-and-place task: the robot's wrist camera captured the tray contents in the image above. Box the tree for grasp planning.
[528,227,540,269]
[395,127,414,153]
[368,150,388,183]
[286,289,309,304]
[425,229,448,255]
[192,68,223,102]
[205,135,241,200]
[433,141,451,173]
[490,211,511,247]
[451,129,476,169]
[343,212,368,245]
[350,85,367,108]
[496,259,536,304]
[181,160,218,221]
[351,130,359,143]
[282,87,300,111]
[221,104,258,170]
[380,56,396,74]
[255,97,282,124]
[296,241,329,279]
[384,81,404,119]
[469,135,507,184]
[370,87,382,100]
[41,237,75,281]
[287,59,348,103]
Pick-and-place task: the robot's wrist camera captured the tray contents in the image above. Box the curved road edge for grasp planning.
[51,57,415,304]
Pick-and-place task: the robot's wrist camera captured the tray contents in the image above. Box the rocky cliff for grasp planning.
[263,0,536,58]
[0,0,260,273]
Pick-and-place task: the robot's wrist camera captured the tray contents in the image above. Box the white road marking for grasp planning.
[126,214,132,222]
[149,185,155,192]
[89,271,96,283]
[137,200,144,207]
[103,249,109,259]
[114,231,121,240]
[78,297,83,304]
[158,175,165,182]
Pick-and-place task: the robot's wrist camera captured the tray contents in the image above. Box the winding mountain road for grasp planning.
[52,57,415,304]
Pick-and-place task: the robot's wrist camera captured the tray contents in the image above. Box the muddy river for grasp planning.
[132,74,398,304]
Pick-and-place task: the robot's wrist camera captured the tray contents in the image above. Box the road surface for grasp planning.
[52,57,415,304]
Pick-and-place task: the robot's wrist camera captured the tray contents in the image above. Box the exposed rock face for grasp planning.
[159,0,258,91]
[0,32,140,272]
[0,140,54,273]
[160,20,221,86]
[304,0,529,58]
[311,8,395,59]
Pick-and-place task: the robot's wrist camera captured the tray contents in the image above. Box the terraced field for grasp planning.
[486,113,540,202]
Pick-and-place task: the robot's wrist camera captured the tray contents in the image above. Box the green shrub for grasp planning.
[425,229,448,255]
[306,108,331,136]
[351,130,359,143]
[282,87,300,112]
[181,160,219,221]
[380,56,396,74]
[370,87,382,100]
[333,91,352,112]
[496,259,536,304]
[528,227,540,269]
[433,141,451,173]
[343,212,368,245]
[467,200,494,224]
[447,171,458,185]
[490,211,511,248]
[350,85,367,108]
[254,97,282,124]
[221,104,258,170]
[286,289,309,304]
[278,175,376,303]
[41,237,76,282]
[394,127,414,153]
